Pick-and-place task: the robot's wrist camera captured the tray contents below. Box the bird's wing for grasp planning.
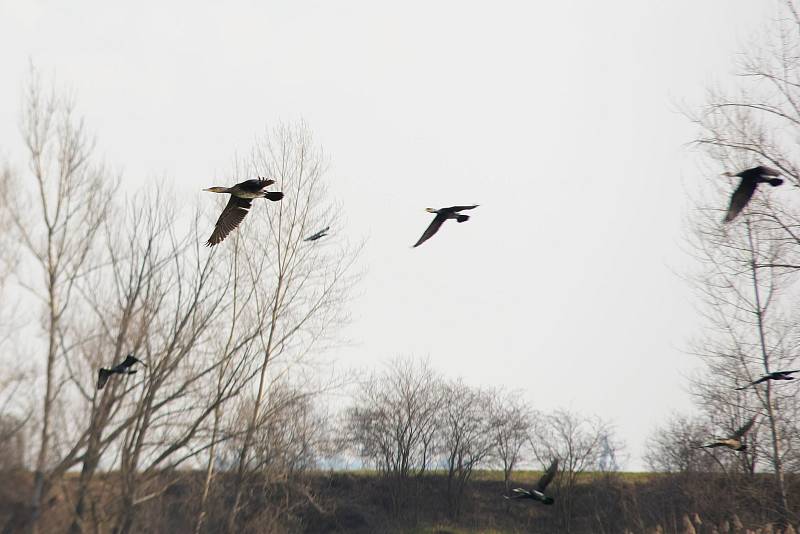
[777,369,800,375]
[445,205,479,212]
[239,178,274,192]
[97,369,110,390]
[206,196,253,246]
[305,226,331,241]
[413,214,447,247]
[724,178,758,222]
[753,165,781,177]
[732,416,757,439]
[737,376,767,389]
[536,458,558,492]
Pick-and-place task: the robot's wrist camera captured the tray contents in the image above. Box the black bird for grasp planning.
[304,226,330,242]
[97,353,146,390]
[736,369,800,390]
[701,416,757,451]
[505,458,558,504]
[722,166,783,223]
[412,205,478,248]
[204,178,284,246]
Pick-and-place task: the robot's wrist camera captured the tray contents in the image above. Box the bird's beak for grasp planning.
[203,188,212,192]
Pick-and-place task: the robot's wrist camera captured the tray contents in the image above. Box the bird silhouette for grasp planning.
[304,226,331,242]
[722,166,783,223]
[204,178,284,246]
[701,416,757,451]
[505,458,558,504]
[735,370,800,390]
[412,205,478,247]
[97,353,146,390]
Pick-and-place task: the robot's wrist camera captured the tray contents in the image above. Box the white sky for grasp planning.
[0,0,779,469]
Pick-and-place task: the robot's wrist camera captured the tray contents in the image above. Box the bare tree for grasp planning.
[530,409,621,534]
[344,357,443,518]
[644,413,716,474]
[7,69,117,533]
[488,389,534,497]
[222,122,360,533]
[685,2,800,523]
[437,379,495,519]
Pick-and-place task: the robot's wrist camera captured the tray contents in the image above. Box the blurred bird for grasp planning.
[701,416,757,451]
[412,205,478,247]
[204,178,284,246]
[505,458,558,505]
[722,166,783,223]
[97,353,146,390]
[735,370,800,390]
[304,226,331,242]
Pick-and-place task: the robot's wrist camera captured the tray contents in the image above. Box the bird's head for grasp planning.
[721,171,739,178]
[203,186,229,193]
[425,207,438,213]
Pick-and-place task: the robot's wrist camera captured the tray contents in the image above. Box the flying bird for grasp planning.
[505,458,558,505]
[701,416,757,451]
[722,166,783,223]
[97,353,146,390]
[204,178,284,246]
[304,226,331,242]
[735,370,800,390]
[412,205,478,248]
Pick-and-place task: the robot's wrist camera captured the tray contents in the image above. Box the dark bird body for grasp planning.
[204,178,284,246]
[304,226,330,242]
[97,354,146,390]
[505,458,558,505]
[722,166,783,222]
[701,416,756,451]
[736,369,800,390]
[413,205,478,247]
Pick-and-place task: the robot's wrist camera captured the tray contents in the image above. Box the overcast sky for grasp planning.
[0,0,779,469]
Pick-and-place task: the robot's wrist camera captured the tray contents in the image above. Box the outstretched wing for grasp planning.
[413,214,446,247]
[206,196,253,246]
[732,415,757,439]
[445,204,479,212]
[777,369,800,375]
[736,375,769,390]
[536,458,558,492]
[238,178,275,192]
[752,165,781,177]
[724,178,757,223]
[305,226,330,241]
[97,369,111,390]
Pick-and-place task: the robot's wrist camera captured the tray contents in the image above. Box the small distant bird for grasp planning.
[736,369,800,390]
[701,416,757,451]
[97,353,146,390]
[204,178,284,246]
[412,205,478,248]
[722,166,783,223]
[304,226,331,242]
[505,458,558,505]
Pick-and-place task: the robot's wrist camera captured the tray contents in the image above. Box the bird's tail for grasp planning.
[767,178,784,187]
[263,191,285,201]
[456,214,470,223]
